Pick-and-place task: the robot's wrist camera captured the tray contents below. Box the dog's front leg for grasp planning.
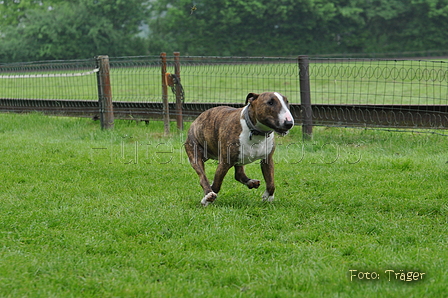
[234,165,261,189]
[210,163,232,195]
[261,154,275,202]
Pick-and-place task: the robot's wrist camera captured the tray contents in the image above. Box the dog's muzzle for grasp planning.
[274,119,294,135]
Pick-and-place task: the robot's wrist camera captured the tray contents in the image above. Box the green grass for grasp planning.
[1,59,447,105]
[0,113,447,297]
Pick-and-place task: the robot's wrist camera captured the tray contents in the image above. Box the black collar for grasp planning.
[243,105,273,140]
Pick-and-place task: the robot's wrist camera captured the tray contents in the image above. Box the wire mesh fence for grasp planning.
[108,56,161,102]
[2,56,446,105]
[172,56,300,104]
[0,55,447,130]
[309,58,448,105]
[307,58,448,129]
[0,59,98,101]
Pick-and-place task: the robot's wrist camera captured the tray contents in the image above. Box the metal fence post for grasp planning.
[96,55,114,130]
[160,52,170,135]
[298,55,313,139]
[174,52,183,131]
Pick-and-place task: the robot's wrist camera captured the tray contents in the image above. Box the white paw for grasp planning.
[262,190,275,202]
[201,191,217,206]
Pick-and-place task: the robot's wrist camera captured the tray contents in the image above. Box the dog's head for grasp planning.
[245,92,294,135]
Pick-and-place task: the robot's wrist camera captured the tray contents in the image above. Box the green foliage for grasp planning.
[148,0,343,56]
[0,0,148,62]
[148,0,448,56]
[0,0,62,26]
[1,0,448,62]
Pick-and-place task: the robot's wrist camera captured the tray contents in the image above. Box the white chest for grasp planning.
[237,118,275,165]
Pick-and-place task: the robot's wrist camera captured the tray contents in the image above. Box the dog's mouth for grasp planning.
[274,128,291,136]
[263,123,292,136]
[259,118,294,136]
[273,121,294,136]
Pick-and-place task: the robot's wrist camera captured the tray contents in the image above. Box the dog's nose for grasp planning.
[284,120,294,129]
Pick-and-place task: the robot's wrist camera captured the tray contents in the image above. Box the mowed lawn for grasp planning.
[0,113,447,297]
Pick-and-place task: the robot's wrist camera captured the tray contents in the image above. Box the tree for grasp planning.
[0,0,67,26]
[2,0,448,61]
[148,0,343,56]
[0,0,149,62]
[148,0,448,56]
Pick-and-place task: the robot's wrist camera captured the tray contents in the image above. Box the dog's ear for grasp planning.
[245,93,259,105]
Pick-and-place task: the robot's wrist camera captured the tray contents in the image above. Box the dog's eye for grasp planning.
[268,100,274,106]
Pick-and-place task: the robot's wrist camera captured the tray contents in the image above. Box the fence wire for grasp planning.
[105,56,301,108]
[309,58,448,105]
[307,58,448,130]
[0,59,98,101]
[173,56,300,104]
[108,56,161,102]
[0,55,447,130]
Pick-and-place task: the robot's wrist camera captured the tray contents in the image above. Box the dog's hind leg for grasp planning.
[185,141,217,206]
[234,165,261,189]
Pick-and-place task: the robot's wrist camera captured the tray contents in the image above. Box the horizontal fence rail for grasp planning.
[0,55,447,131]
[1,99,446,129]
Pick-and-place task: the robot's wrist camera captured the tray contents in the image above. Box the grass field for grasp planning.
[0,113,447,297]
[1,59,447,105]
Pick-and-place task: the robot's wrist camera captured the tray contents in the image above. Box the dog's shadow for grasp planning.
[197,189,293,209]
[211,196,265,209]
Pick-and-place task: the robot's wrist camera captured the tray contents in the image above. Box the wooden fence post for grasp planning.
[298,55,313,139]
[96,55,114,130]
[160,52,170,135]
[174,52,183,131]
